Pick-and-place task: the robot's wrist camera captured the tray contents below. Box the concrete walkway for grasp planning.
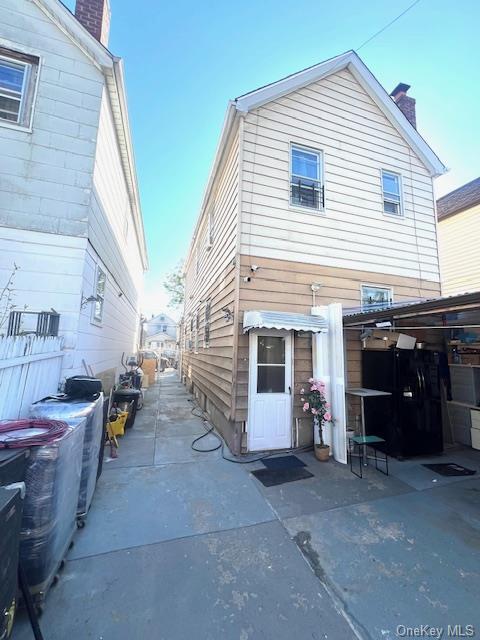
[13,372,480,639]
[12,372,357,640]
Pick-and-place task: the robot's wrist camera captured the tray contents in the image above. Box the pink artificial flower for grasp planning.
[324,412,332,422]
[308,378,314,384]
[302,402,309,411]
[326,402,331,408]
[311,408,318,415]
[310,384,317,392]
[319,381,326,389]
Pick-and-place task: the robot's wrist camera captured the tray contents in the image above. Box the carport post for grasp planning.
[311,304,347,463]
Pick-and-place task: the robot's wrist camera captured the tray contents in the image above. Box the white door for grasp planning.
[247,330,293,451]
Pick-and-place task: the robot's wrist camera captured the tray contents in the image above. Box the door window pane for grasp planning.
[258,336,285,364]
[257,365,285,393]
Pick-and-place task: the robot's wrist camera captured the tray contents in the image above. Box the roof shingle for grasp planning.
[437,177,480,220]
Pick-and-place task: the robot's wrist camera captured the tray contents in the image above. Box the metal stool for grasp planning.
[348,435,389,479]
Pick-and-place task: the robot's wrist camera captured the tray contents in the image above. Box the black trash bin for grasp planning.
[112,388,142,429]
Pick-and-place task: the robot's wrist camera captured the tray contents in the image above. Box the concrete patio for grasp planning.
[13,371,480,639]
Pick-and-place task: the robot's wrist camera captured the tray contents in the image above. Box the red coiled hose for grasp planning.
[0,419,69,448]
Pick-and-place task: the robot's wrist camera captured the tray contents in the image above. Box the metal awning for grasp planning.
[243,310,327,333]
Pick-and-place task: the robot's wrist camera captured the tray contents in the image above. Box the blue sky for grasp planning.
[66,0,479,315]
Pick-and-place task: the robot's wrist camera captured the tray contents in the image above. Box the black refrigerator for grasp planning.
[362,349,443,458]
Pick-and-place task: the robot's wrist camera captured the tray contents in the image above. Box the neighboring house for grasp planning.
[145,312,178,360]
[437,177,480,296]
[0,0,147,390]
[182,51,445,455]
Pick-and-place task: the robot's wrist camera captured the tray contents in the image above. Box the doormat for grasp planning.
[251,467,314,487]
[262,455,307,471]
[423,463,477,477]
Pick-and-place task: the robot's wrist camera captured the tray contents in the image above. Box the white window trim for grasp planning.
[206,208,214,250]
[0,48,41,133]
[381,169,404,217]
[360,284,393,311]
[289,143,325,212]
[91,265,106,325]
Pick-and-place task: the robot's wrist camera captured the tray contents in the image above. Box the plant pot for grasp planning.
[314,444,330,462]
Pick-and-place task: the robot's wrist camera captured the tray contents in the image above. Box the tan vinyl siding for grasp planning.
[240,68,440,283]
[183,128,239,422]
[438,204,480,296]
[234,254,441,424]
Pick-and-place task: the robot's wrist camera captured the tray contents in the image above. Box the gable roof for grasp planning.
[235,51,445,177]
[33,0,148,269]
[437,177,480,221]
[186,51,446,267]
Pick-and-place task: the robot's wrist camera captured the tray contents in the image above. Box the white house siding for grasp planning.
[240,68,440,284]
[0,227,86,371]
[183,129,239,428]
[73,243,139,389]
[438,204,480,296]
[0,0,104,236]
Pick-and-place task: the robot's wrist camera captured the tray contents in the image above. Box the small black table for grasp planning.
[348,435,389,479]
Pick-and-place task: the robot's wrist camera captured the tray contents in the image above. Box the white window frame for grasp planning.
[360,284,393,311]
[289,143,324,212]
[206,208,214,250]
[0,48,40,131]
[91,266,106,325]
[381,169,403,217]
[203,300,211,348]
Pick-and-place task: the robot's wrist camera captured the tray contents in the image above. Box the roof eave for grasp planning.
[235,50,446,179]
[33,0,113,70]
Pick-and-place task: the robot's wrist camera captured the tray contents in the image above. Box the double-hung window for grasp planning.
[0,48,39,128]
[361,285,392,311]
[92,267,106,323]
[381,170,402,216]
[290,145,323,210]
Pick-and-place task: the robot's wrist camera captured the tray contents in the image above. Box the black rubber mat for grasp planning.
[251,467,314,487]
[262,455,306,471]
[423,463,476,477]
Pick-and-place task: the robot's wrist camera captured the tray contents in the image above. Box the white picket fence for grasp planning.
[0,335,64,420]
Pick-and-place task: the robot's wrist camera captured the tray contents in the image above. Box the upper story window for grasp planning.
[382,170,402,216]
[290,145,324,210]
[0,48,39,129]
[361,285,392,311]
[207,208,215,249]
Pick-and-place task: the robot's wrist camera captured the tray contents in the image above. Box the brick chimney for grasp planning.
[75,0,111,47]
[390,83,416,129]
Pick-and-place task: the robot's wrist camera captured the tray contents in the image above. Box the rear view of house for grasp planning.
[182,51,445,456]
[437,177,480,296]
[0,0,147,391]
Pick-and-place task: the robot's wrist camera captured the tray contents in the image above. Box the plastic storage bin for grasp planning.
[29,394,104,517]
[19,423,84,602]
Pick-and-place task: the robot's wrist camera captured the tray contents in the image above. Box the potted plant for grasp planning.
[301,378,333,462]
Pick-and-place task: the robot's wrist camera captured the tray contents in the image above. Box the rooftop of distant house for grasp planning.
[437,177,480,221]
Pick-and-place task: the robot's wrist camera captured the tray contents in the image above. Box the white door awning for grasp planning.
[243,310,327,333]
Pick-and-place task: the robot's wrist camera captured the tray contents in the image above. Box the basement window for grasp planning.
[0,48,39,129]
[290,145,324,210]
[361,285,392,311]
[382,170,403,216]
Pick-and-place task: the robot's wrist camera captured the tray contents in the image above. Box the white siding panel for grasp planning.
[0,0,104,236]
[240,67,440,282]
[72,243,140,380]
[0,226,86,370]
[438,205,480,296]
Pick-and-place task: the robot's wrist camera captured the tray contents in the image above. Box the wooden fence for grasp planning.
[0,335,64,420]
